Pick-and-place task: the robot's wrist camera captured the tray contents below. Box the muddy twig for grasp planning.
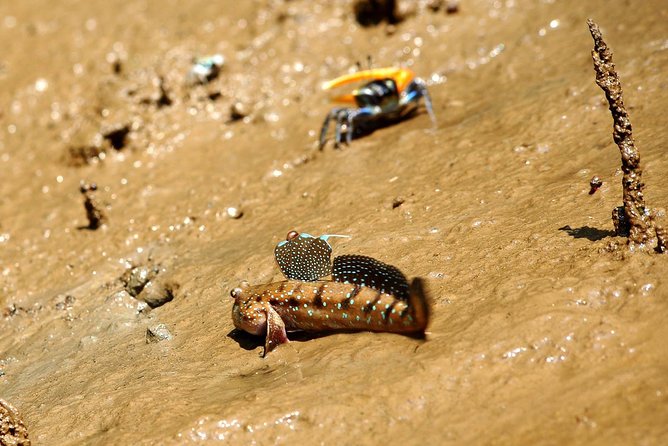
[587,19,666,253]
[79,182,107,230]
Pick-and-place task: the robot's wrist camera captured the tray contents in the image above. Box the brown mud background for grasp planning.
[1,0,668,444]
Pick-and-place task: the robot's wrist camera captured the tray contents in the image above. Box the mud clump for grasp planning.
[229,102,249,122]
[2,303,42,319]
[137,280,177,308]
[391,196,405,209]
[427,0,459,14]
[0,399,30,446]
[187,54,225,85]
[120,264,177,308]
[225,206,243,219]
[353,0,400,27]
[611,206,629,237]
[155,76,173,108]
[101,123,131,151]
[122,265,160,297]
[53,294,75,311]
[146,323,173,343]
[66,145,105,167]
[64,119,135,167]
[79,182,107,230]
[587,19,666,253]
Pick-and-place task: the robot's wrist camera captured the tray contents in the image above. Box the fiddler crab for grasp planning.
[319,67,436,149]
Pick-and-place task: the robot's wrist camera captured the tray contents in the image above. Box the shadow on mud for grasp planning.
[559,225,616,241]
[227,325,427,354]
[226,328,338,352]
[352,107,420,140]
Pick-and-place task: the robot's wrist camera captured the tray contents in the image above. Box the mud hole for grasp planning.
[1,0,668,444]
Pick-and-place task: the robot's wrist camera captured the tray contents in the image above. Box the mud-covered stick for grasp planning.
[587,19,665,252]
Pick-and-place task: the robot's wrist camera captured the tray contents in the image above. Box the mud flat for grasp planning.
[1,0,667,444]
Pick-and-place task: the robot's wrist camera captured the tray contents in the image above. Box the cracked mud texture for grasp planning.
[1,0,668,444]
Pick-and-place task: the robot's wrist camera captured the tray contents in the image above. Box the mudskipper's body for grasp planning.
[231,278,430,356]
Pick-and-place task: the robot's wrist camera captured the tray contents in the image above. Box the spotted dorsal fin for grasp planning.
[274,231,350,281]
[331,254,409,300]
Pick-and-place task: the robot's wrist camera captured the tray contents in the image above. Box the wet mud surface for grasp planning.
[1,0,668,444]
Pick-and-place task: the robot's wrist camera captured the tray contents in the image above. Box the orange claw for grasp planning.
[321,67,415,94]
[330,93,357,104]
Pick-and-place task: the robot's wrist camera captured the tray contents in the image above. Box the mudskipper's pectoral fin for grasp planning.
[264,306,289,357]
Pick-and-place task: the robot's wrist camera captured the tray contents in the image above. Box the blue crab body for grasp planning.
[319,67,436,149]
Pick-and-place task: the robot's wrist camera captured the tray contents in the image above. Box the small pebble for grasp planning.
[146,324,173,343]
[229,102,249,121]
[122,265,159,297]
[100,123,130,150]
[79,181,107,229]
[54,294,75,311]
[136,301,150,314]
[187,54,225,85]
[137,280,177,309]
[391,197,405,209]
[427,0,443,12]
[445,0,459,14]
[226,206,243,219]
[106,51,123,74]
[589,176,603,195]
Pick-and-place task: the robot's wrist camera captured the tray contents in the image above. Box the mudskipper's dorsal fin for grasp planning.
[331,254,410,300]
[274,231,350,281]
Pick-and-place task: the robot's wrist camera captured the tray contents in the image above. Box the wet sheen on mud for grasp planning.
[1,0,667,444]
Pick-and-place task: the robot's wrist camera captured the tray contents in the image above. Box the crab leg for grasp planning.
[319,107,346,150]
[402,79,437,126]
[334,109,347,148]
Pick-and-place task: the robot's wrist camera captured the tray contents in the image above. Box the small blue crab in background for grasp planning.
[187,54,225,85]
[319,67,436,149]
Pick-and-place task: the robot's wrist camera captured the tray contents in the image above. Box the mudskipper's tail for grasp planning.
[408,278,430,333]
